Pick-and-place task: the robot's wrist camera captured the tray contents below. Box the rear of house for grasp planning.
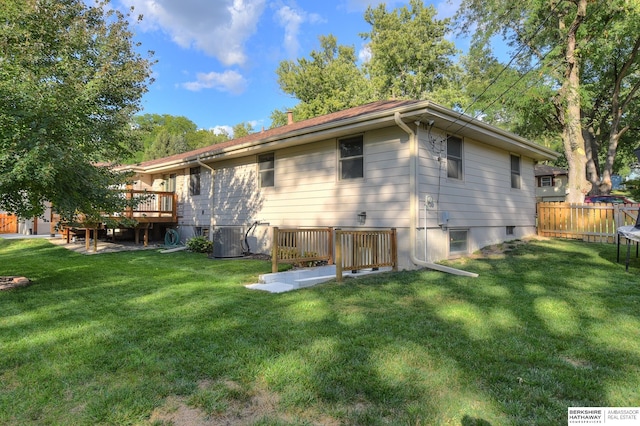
[128,100,557,270]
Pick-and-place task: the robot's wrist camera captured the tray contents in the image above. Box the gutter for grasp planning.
[394,111,478,278]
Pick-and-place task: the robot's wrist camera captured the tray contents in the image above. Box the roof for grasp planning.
[535,164,568,177]
[126,99,558,173]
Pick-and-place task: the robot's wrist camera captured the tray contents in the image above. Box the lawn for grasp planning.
[1,237,639,425]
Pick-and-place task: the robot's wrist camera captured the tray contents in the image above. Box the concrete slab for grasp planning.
[245,282,296,293]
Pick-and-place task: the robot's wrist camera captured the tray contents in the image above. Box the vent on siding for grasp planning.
[213,227,245,258]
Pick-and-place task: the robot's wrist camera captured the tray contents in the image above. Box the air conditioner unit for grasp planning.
[212,226,245,258]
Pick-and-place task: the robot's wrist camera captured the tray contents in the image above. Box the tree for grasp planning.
[362,0,463,106]
[276,35,373,121]
[271,1,464,126]
[456,0,640,201]
[0,0,153,221]
[232,122,255,138]
[130,114,229,161]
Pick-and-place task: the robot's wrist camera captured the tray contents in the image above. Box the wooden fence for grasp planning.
[0,213,18,234]
[537,202,640,243]
[271,227,398,281]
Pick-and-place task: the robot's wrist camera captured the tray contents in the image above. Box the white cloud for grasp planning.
[211,125,233,136]
[273,3,324,58]
[358,43,372,63]
[182,70,247,94]
[121,0,266,66]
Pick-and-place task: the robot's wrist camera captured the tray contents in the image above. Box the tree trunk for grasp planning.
[561,0,591,203]
[584,123,601,194]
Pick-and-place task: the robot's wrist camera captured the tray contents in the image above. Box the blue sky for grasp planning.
[115,0,463,135]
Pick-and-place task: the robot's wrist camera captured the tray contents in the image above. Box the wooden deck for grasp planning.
[51,190,178,251]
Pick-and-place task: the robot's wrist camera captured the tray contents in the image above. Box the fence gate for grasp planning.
[0,214,18,234]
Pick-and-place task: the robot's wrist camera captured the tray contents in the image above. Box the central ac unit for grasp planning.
[212,226,244,258]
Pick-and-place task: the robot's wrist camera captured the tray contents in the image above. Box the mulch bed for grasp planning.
[0,276,31,291]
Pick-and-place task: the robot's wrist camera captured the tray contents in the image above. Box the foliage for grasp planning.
[0,0,153,221]
[231,122,254,138]
[1,238,640,424]
[362,0,462,106]
[186,235,213,253]
[275,35,373,121]
[625,179,640,201]
[272,2,462,124]
[455,0,640,199]
[129,114,229,162]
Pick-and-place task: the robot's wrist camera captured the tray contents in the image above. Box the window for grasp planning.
[258,153,275,187]
[164,173,176,192]
[539,176,553,187]
[506,226,515,236]
[339,135,364,180]
[449,229,468,254]
[510,155,521,189]
[447,136,463,180]
[189,167,201,196]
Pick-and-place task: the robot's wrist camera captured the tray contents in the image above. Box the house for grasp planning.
[534,164,568,202]
[0,206,53,236]
[125,100,558,271]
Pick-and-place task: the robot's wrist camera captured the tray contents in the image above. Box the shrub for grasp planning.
[186,236,213,253]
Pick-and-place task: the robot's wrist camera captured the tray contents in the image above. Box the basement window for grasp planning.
[449,229,468,255]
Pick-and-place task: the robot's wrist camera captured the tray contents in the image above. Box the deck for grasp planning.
[52,190,178,251]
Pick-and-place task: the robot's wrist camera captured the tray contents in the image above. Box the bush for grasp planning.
[626,178,640,201]
[186,236,213,253]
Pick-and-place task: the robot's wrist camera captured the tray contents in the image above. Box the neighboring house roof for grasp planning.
[535,164,567,177]
[127,99,558,174]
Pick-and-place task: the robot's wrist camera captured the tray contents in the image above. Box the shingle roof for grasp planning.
[132,99,420,170]
[534,164,567,177]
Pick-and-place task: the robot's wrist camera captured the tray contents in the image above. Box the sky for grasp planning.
[114,0,464,136]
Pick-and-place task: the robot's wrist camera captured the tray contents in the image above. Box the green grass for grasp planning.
[1,237,639,425]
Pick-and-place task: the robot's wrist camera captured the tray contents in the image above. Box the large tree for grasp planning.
[272,1,463,126]
[456,0,640,201]
[275,35,373,121]
[0,0,153,221]
[362,0,463,106]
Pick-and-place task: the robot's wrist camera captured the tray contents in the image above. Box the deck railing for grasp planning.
[121,190,177,220]
[335,229,398,282]
[271,227,334,273]
[537,202,640,243]
[271,227,398,281]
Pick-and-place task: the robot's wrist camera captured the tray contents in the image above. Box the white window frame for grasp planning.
[540,176,553,187]
[189,167,201,196]
[338,135,364,181]
[258,152,275,188]
[447,135,463,180]
[449,229,469,256]
[510,154,521,189]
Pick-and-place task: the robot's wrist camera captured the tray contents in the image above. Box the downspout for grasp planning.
[196,156,215,238]
[394,112,478,278]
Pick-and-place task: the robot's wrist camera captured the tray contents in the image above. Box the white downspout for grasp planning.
[394,112,478,278]
[196,156,215,238]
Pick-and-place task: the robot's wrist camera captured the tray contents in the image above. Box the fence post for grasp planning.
[391,228,398,272]
[328,227,334,265]
[272,227,279,273]
[335,229,343,282]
